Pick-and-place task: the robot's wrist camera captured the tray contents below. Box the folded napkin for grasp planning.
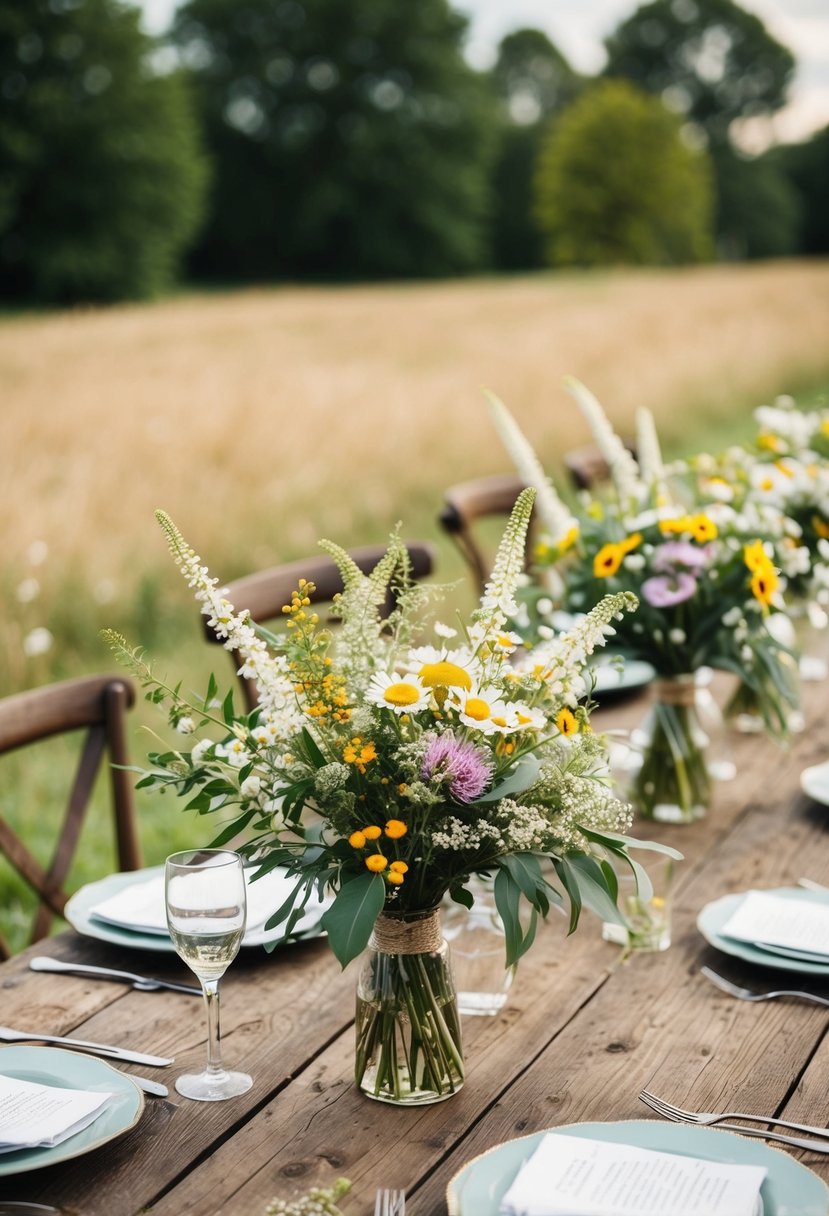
[720,890,829,960]
[0,1073,115,1152]
[498,1132,766,1216]
[90,868,326,939]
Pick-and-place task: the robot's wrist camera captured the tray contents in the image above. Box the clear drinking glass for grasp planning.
[165,849,253,1101]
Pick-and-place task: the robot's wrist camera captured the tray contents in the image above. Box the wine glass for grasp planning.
[165,849,253,1101]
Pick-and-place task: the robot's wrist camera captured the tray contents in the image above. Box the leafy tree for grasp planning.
[488,29,582,270]
[0,0,208,303]
[491,29,581,126]
[172,0,496,281]
[603,0,795,148]
[534,79,714,267]
[712,144,800,258]
[769,126,829,254]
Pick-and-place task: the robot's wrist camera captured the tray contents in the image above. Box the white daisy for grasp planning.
[367,671,430,715]
[446,686,513,733]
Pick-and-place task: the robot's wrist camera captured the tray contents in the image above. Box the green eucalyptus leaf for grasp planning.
[321,872,385,968]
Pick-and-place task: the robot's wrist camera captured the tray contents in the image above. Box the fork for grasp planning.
[639,1089,829,1145]
[374,1188,406,1215]
[701,965,829,1008]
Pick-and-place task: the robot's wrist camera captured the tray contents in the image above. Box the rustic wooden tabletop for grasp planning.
[1,673,828,1215]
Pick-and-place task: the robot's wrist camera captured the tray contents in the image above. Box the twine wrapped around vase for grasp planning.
[370,908,443,955]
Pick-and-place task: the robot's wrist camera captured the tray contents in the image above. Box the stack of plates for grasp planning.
[697,887,829,977]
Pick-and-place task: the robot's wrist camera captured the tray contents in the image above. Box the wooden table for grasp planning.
[2,675,828,1214]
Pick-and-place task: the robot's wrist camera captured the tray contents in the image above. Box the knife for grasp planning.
[30,955,201,995]
[0,1025,173,1066]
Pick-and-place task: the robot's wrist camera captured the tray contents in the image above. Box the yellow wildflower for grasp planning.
[419,660,472,690]
[556,707,578,736]
[386,870,404,885]
[757,432,782,452]
[384,819,407,839]
[363,825,382,841]
[348,831,367,849]
[593,543,624,578]
[619,532,643,555]
[688,514,718,543]
[751,565,779,607]
[389,861,409,874]
[365,854,388,873]
[743,540,770,572]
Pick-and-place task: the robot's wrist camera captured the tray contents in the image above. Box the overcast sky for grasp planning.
[138,0,829,146]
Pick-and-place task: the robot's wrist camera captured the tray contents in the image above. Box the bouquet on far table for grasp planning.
[488,381,799,824]
[106,492,677,1107]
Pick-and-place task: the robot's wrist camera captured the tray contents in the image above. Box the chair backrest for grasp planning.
[204,543,436,711]
[564,441,637,491]
[0,674,142,958]
[439,473,530,595]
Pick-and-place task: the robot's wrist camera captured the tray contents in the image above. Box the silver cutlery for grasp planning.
[639,1088,829,1142]
[701,965,829,1008]
[0,1026,173,1066]
[798,878,829,896]
[374,1187,406,1215]
[122,1074,169,1098]
[30,955,201,996]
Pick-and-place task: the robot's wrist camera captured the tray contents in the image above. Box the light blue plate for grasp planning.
[65,866,326,954]
[446,1120,829,1215]
[0,1046,144,1176]
[697,888,829,977]
[592,657,656,697]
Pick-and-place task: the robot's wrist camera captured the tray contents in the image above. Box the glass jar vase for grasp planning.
[442,877,514,1016]
[630,674,711,823]
[355,908,464,1105]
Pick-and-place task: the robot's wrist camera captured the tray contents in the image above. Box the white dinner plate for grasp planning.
[0,1046,144,1177]
[697,887,829,976]
[800,760,829,806]
[446,1120,829,1215]
[65,865,327,954]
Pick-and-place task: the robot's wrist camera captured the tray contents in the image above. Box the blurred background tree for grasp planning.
[534,78,714,267]
[0,0,208,303]
[603,0,796,257]
[767,125,829,256]
[487,29,582,271]
[172,0,496,281]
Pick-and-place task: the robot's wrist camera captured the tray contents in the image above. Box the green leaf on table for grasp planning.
[321,872,385,968]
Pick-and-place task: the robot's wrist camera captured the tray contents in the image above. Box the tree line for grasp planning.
[1,0,826,304]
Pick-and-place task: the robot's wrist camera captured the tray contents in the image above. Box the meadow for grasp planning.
[2,260,829,949]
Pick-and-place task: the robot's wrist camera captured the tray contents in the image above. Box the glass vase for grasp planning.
[442,877,514,1016]
[792,599,828,683]
[355,908,464,1105]
[631,674,711,823]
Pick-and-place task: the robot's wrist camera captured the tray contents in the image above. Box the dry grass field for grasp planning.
[3,260,829,609]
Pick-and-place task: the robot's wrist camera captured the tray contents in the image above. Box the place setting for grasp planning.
[697,883,829,979]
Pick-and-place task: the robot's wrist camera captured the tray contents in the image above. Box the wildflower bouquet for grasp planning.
[107,494,674,1106]
[488,382,799,823]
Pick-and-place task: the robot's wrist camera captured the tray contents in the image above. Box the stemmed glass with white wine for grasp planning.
[165,849,253,1101]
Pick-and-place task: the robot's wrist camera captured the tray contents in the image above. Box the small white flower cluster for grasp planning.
[564,377,645,507]
[493,799,550,852]
[545,772,633,854]
[430,816,506,852]
[485,391,577,544]
[155,510,302,738]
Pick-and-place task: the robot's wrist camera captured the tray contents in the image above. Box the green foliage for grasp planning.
[487,30,583,272]
[769,126,829,255]
[712,144,802,259]
[172,0,497,281]
[603,0,795,147]
[534,79,714,267]
[0,0,209,303]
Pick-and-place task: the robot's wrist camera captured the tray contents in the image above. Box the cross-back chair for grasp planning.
[0,674,142,958]
[438,473,531,595]
[203,543,436,712]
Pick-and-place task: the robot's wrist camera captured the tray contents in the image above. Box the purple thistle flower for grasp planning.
[653,541,711,572]
[421,731,493,804]
[641,572,698,608]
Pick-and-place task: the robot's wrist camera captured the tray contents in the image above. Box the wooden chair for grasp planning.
[0,674,142,958]
[204,543,436,711]
[439,473,529,594]
[564,441,637,491]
